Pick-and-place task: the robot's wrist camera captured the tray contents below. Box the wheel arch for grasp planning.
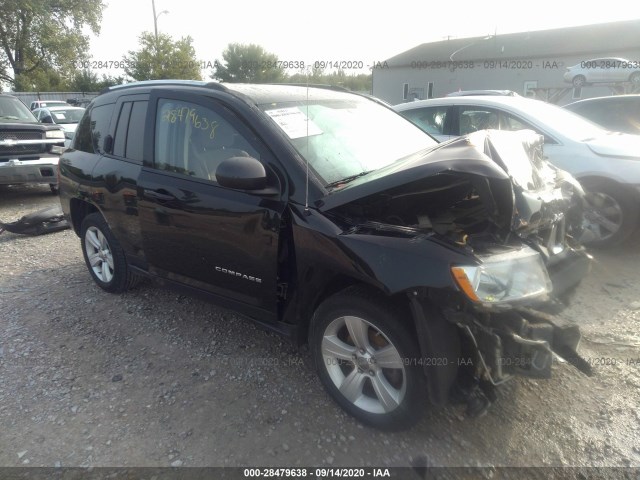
[294,277,415,348]
[69,198,100,235]
[577,175,640,201]
[302,281,462,408]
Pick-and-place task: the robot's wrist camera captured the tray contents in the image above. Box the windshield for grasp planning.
[261,96,437,186]
[0,96,37,123]
[520,99,607,141]
[50,108,85,124]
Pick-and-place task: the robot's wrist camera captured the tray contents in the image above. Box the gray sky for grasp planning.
[89,0,640,77]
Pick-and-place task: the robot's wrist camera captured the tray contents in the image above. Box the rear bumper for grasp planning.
[0,157,59,185]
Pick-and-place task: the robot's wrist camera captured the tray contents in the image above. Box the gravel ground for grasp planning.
[1,184,639,472]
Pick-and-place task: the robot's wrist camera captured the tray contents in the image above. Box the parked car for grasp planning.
[564,95,640,135]
[29,99,68,111]
[59,81,591,430]
[33,106,86,147]
[563,58,640,88]
[0,94,66,192]
[447,90,519,97]
[394,96,640,246]
[67,98,94,107]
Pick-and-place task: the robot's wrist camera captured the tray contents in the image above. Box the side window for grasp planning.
[72,104,114,154]
[154,99,259,182]
[459,108,499,134]
[112,100,148,163]
[86,104,115,154]
[113,102,133,157]
[73,108,93,152]
[126,101,148,162]
[501,113,529,131]
[401,107,447,135]
[500,112,557,145]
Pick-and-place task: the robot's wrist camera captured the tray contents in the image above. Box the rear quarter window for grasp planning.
[74,104,115,154]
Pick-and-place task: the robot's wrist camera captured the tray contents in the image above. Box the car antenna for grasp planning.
[304,68,311,216]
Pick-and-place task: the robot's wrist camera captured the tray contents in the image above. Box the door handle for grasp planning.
[144,189,175,202]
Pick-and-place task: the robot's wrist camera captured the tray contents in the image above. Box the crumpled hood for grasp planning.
[318,129,585,241]
[317,133,511,212]
[586,133,640,159]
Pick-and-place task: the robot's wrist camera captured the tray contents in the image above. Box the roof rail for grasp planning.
[267,83,350,93]
[100,80,228,95]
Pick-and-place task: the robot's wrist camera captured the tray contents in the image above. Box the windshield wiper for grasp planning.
[0,115,20,120]
[325,170,375,190]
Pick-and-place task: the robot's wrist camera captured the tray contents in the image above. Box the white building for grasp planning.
[373,20,640,105]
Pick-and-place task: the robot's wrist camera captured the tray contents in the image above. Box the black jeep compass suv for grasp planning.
[59,80,592,430]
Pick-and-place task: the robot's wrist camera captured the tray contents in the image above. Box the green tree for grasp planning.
[211,43,286,83]
[68,70,123,92]
[123,32,201,81]
[0,0,105,90]
[286,69,372,93]
[20,66,68,91]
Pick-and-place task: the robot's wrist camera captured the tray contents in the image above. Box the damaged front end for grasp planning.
[443,131,592,384]
[321,129,592,414]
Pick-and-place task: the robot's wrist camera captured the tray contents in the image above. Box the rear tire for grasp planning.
[580,180,638,247]
[309,287,426,430]
[80,213,140,292]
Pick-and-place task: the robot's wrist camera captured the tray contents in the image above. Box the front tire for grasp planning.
[572,75,586,88]
[80,213,139,292]
[310,287,426,430]
[580,180,639,247]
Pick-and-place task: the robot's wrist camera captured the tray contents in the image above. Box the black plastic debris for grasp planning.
[0,205,69,236]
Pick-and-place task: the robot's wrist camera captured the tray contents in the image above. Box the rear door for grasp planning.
[137,90,286,320]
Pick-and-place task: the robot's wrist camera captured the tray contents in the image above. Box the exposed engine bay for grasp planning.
[329,130,585,257]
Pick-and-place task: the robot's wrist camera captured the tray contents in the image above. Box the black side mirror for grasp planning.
[42,116,54,124]
[216,156,267,190]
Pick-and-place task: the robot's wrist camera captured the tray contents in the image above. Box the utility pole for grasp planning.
[152,0,168,44]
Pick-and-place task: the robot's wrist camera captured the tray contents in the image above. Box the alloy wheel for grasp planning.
[582,191,623,242]
[321,315,406,414]
[84,226,115,283]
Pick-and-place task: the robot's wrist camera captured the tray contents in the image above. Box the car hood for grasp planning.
[318,129,585,242]
[318,134,511,211]
[585,133,640,159]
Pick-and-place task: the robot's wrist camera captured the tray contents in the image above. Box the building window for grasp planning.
[523,81,538,98]
[427,82,434,99]
[572,86,582,100]
[403,83,409,101]
[409,87,424,100]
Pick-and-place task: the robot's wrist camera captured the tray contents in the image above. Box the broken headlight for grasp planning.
[451,246,551,305]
